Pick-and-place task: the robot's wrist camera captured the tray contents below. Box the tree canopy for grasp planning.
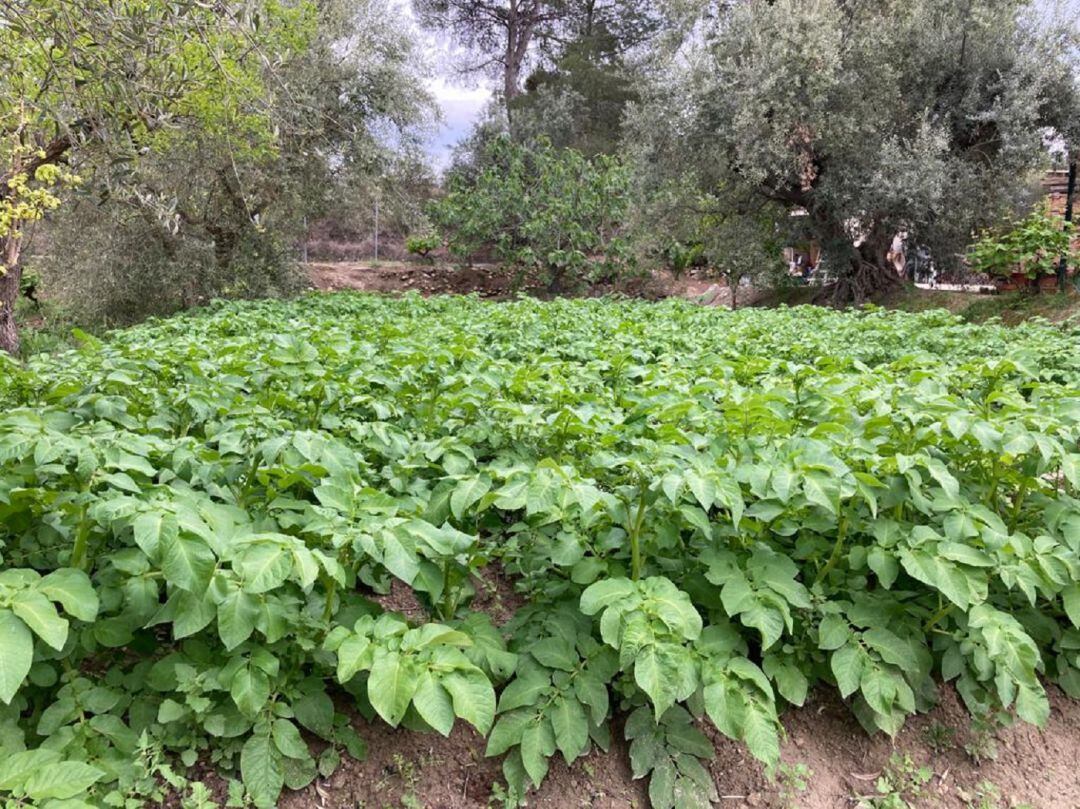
[631,0,1080,301]
[0,0,433,352]
[0,0,314,353]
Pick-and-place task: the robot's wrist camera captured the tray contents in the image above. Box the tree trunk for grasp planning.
[505,0,521,116]
[0,234,23,356]
[819,226,903,306]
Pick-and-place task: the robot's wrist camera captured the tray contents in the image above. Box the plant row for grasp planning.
[0,294,1078,807]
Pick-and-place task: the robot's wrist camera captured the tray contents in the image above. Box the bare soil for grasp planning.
[276,684,1080,809]
[306,261,760,307]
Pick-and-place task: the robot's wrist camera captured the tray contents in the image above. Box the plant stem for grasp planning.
[629,490,647,581]
[322,577,337,622]
[815,511,848,585]
[71,503,90,571]
[1009,480,1029,532]
[923,602,954,632]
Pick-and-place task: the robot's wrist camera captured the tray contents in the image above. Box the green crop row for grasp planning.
[0,294,1078,808]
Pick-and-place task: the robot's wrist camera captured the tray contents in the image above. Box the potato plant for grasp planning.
[1,295,1079,807]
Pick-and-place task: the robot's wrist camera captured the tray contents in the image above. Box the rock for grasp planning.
[697,284,723,305]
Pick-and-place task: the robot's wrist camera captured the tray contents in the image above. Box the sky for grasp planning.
[392,0,490,170]
[424,77,490,170]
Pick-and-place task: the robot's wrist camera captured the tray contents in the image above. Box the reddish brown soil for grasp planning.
[306,261,759,307]
[276,684,1080,809]
[308,261,525,298]
[280,717,645,809]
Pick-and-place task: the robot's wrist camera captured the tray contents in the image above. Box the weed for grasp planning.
[854,754,934,809]
[776,762,812,808]
[963,715,1004,765]
[922,720,957,755]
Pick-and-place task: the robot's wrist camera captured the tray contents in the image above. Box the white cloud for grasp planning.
[389,0,493,169]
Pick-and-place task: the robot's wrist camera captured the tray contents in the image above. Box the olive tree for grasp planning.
[40,0,433,326]
[0,0,311,354]
[632,0,1080,303]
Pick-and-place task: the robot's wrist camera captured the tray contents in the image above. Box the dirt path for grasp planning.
[308,261,520,298]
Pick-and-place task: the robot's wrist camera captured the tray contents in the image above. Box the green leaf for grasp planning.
[442,669,496,734]
[866,547,898,589]
[817,614,850,651]
[160,531,216,594]
[649,758,676,809]
[764,658,808,707]
[863,629,918,673]
[831,643,864,698]
[573,674,610,725]
[38,569,98,622]
[520,717,555,787]
[685,471,716,510]
[803,473,838,515]
[217,589,260,650]
[579,578,636,615]
[272,718,310,760]
[11,589,68,651]
[549,695,590,764]
[413,672,455,736]
[367,651,415,726]
[241,733,284,808]
[158,699,187,723]
[231,667,271,719]
[742,703,780,770]
[336,634,372,683]
[282,753,317,791]
[0,609,33,704]
[740,604,785,651]
[237,544,292,594]
[450,475,491,520]
[530,637,578,672]
[293,690,334,738]
[1063,584,1080,629]
[133,511,177,559]
[22,761,105,801]
[635,646,678,718]
[171,589,217,639]
[0,749,62,790]
[1015,684,1050,727]
[486,711,530,757]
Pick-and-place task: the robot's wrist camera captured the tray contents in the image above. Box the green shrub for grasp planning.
[968,205,1076,279]
[429,137,634,288]
[406,233,441,259]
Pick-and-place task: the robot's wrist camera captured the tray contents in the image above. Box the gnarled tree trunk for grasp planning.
[819,224,903,306]
[0,234,23,356]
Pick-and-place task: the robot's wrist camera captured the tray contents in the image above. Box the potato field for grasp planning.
[1,294,1079,808]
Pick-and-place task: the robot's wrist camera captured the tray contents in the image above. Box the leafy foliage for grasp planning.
[0,0,316,353]
[24,0,433,332]
[631,0,1080,301]
[968,204,1078,279]
[429,136,634,288]
[406,233,442,260]
[2,293,1080,805]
